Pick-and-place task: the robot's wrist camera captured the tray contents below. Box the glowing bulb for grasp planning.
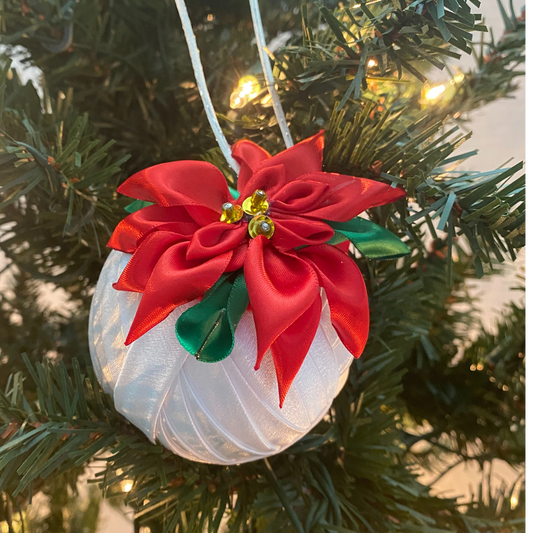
[367,58,377,67]
[425,84,446,100]
[123,481,133,492]
[230,75,261,109]
[453,73,465,83]
[509,478,522,510]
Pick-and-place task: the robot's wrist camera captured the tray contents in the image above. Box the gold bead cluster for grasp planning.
[220,189,274,239]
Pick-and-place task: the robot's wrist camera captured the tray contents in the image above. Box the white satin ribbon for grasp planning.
[89,251,353,464]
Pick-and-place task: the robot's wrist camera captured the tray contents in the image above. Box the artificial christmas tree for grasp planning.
[0,0,525,531]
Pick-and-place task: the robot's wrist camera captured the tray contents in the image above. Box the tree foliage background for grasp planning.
[0,0,525,531]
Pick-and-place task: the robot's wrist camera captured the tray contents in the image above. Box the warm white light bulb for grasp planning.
[230,75,261,109]
[367,58,377,67]
[425,84,446,100]
[123,481,133,492]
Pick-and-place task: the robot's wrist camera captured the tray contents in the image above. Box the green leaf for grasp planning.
[326,217,410,260]
[125,199,154,213]
[176,272,249,363]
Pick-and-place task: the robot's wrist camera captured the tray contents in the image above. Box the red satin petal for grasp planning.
[271,213,334,251]
[225,242,249,272]
[270,180,330,214]
[256,131,324,181]
[232,140,271,192]
[298,244,369,358]
[186,221,248,261]
[113,231,188,293]
[125,242,232,345]
[237,164,287,201]
[117,161,232,218]
[292,172,406,221]
[335,240,351,254]
[244,237,318,367]
[184,205,225,227]
[107,205,199,253]
[271,294,322,407]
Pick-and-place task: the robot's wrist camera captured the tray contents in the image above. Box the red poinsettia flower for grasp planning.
[108,131,405,406]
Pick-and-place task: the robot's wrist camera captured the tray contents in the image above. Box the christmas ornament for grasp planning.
[89,132,409,464]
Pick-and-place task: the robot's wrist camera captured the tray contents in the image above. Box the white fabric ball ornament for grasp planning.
[89,250,353,465]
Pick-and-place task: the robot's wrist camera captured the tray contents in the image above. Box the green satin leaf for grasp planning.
[228,186,240,200]
[176,272,249,363]
[324,232,348,246]
[326,217,410,260]
[125,199,153,213]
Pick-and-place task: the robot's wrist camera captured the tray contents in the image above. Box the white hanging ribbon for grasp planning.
[173,0,240,174]
[173,0,294,174]
[249,0,294,148]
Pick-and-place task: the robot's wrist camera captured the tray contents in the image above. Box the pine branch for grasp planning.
[0,0,526,530]
[276,0,523,118]
[1,246,524,530]
[0,59,130,288]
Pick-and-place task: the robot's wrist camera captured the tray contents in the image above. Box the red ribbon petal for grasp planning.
[225,242,249,272]
[237,164,287,201]
[232,140,271,192]
[108,205,199,253]
[244,237,318,368]
[271,213,334,251]
[117,161,232,225]
[113,231,188,293]
[335,240,351,254]
[186,221,248,261]
[270,180,330,214]
[232,131,324,193]
[256,131,324,182]
[125,242,232,345]
[290,172,406,221]
[298,244,369,358]
[271,294,322,407]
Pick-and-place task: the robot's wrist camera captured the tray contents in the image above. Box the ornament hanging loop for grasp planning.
[173,0,294,173]
[249,0,294,148]
[173,0,240,175]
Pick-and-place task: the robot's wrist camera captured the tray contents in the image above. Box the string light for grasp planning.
[422,70,465,103]
[367,58,377,67]
[452,73,465,84]
[122,480,133,492]
[509,477,522,510]
[424,84,446,100]
[230,75,261,109]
